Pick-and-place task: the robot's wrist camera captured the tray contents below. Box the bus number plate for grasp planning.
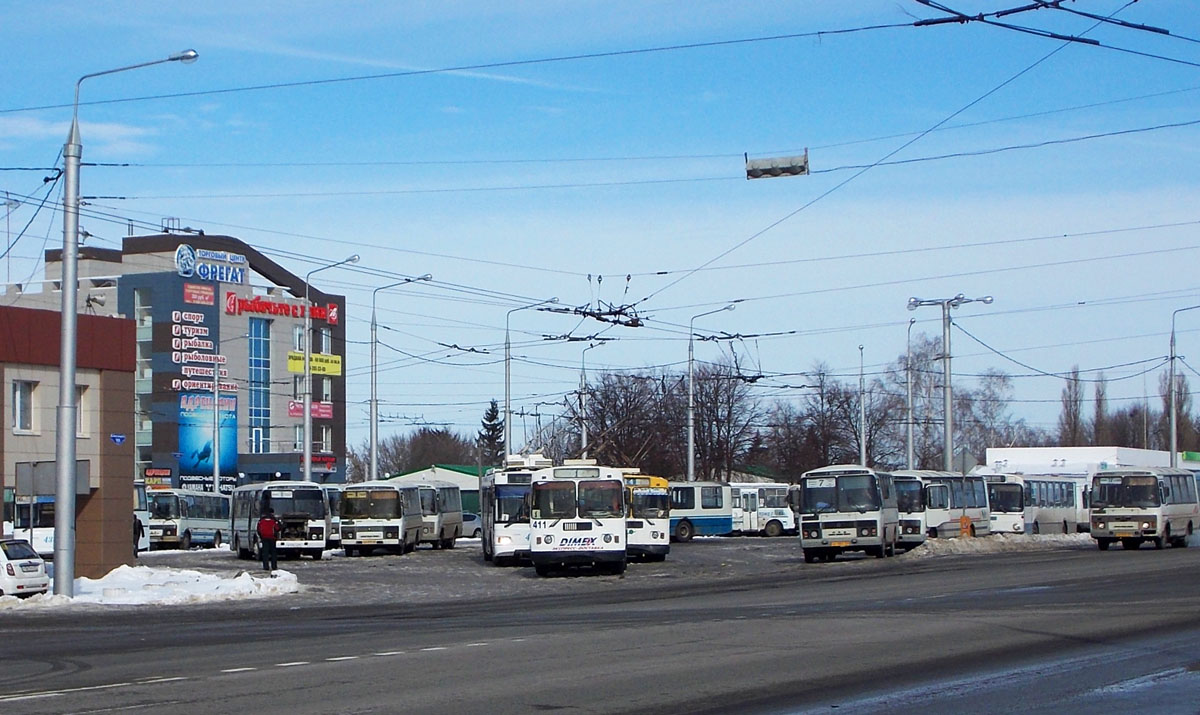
[831,541,851,547]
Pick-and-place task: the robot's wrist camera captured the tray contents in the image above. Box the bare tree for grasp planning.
[1092,373,1109,446]
[1057,366,1087,446]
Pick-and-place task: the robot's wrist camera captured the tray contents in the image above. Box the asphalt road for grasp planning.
[2,538,1199,714]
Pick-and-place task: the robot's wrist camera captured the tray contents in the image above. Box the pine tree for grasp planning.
[478,399,505,467]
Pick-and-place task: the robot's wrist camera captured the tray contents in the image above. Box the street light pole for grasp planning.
[370,274,431,481]
[907,293,993,473]
[1169,305,1200,467]
[859,345,867,466]
[304,254,358,484]
[504,298,558,457]
[54,50,197,597]
[906,317,916,470]
[580,342,602,459]
[688,304,735,482]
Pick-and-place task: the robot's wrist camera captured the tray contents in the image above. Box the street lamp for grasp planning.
[580,342,604,460]
[906,317,916,470]
[907,293,993,473]
[370,274,432,481]
[303,254,359,484]
[1169,305,1200,467]
[859,345,867,466]
[688,304,736,481]
[505,297,558,457]
[54,50,198,596]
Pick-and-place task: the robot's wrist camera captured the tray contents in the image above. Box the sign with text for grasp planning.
[288,400,333,419]
[287,351,342,376]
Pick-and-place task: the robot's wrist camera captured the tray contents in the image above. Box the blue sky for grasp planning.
[2,1,1199,450]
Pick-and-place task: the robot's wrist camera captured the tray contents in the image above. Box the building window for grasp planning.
[293,376,302,400]
[12,381,35,432]
[292,324,304,351]
[76,385,88,437]
[294,425,304,451]
[318,326,331,354]
[320,376,332,402]
[248,318,271,454]
[319,424,332,453]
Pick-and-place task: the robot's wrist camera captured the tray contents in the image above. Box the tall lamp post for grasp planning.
[906,317,916,470]
[1169,305,1200,467]
[54,50,198,596]
[580,342,603,459]
[907,293,993,473]
[303,254,358,484]
[370,274,432,481]
[688,304,735,481]
[858,345,867,466]
[504,297,558,457]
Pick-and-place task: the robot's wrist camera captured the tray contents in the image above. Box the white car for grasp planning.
[0,539,50,598]
[462,512,482,538]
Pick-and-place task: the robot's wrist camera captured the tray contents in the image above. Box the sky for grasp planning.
[2,1,1199,453]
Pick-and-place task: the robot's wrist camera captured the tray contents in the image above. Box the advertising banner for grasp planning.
[177,392,237,479]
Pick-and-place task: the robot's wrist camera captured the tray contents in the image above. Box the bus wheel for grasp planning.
[443,536,456,550]
[310,549,323,560]
[1032,522,1040,535]
[675,520,694,542]
[764,521,783,538]
[1097,538,1111,550]
[483,541,493,562]
[1153,535,1165,550]
[1062,521,1069,535]
[179,532,192,551]
[534,564,551,577]
[804,551,818,564]
[212,532,222,549]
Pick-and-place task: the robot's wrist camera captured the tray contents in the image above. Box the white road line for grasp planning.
[466,643,488,647]
[136,677,187,684]
[220,667,257,673]
[373,651,405,656]
[275,662,310,667]
[0,681,131,703]
[420,647,447,652]
[326,656,360,661]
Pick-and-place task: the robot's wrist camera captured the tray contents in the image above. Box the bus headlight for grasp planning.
[1094,521,1105,530]
[384,529,398,539]
[344,531,355,539]
[544,535,554,545]
[603,534,612,543]
[497,536,512,545]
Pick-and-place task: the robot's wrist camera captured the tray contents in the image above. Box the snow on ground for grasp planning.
[902,533,1096,559]
[0,564,298,610]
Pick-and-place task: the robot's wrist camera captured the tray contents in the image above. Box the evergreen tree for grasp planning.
[478,399,505,467]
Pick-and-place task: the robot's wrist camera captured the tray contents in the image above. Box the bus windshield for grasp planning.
[631,488,669,519]
[532,481,576,520]
[895,480,925,513]
[264,489,326,518]
[801,475,880,513]
[1092,476,1160,508]
[579,480,624,518]
[987,484,1023,513]
[496,484,530,523]
[150,495,180,519]
[341,489,401,519]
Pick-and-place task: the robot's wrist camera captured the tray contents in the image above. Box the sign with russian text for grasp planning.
[287,351,342,376]
[288,400,333,419]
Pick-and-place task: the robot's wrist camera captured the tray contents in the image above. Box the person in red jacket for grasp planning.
[256,508,282,572]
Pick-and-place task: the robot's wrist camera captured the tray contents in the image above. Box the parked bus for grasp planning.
[400,480,463,549]
[1090,467,1199,550]
[339,481,422,556]
[789,465,899,562]
[324,485,343,550]
[666,481,734,542]
[230,481,329,560]
[147,487,230,549]
[730,482,795,537]
[984,474,1080,535]
[134,481,150,554]
[530,464,627,576]
[890,471,927,552]
[907,471,991,538]
[481,468,533,566]
[624,474,670,561]
[12,495,55,558]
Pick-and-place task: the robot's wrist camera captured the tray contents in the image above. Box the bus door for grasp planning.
[925,483,952,538]
[742,491,759,532]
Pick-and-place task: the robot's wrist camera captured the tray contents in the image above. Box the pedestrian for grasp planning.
[256,507,281,572]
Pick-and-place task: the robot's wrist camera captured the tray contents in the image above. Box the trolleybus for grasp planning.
[666,481,733,542]
[730,482,795,537]
[1090,467,1198,550]
[790,465,899,562]
[624,474,670,561]
[530,464,627,576]
[339,481,421,556]
[230,481,329,560]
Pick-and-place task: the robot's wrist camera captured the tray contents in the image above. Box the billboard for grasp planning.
[178,392,237,479]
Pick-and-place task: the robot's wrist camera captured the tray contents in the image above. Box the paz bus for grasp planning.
[729,482,795,537]
[230,481,329,560]
[529,464,627,576]
[666,481,734,542]
[147,486,230,549]
[1090,466,1198,550]
[789,465,899,562]
[624,474,670,561]
[339,481,421,556]
[401,480,464,549]
[890,471,928,552]
[906,471,991,538]
[984,473,1080,535]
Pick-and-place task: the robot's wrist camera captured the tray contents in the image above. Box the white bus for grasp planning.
[134,481,150,554]
[339,481,422,556]
[908,471,991,538]
[530,464,627,576]
[790,465,899,562]
[624,474,670,561]
[666,481,734,542]
[147,487,231,549]
[12,496,55,558]
[402,480,463,549]
[1090,467,1199,550]
[324,485,344,550]
[730,482,795,537]
[891,472,927,552]
[231,481,329,560]
[481,468,533,566]
[984,474,1080,535]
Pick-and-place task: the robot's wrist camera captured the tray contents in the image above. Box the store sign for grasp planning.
[302,455,338,473]
[287,351,342,376]
[224,292,339,325]
[175,244,247,284]
[183,283,215,306]
[288,400,333,419]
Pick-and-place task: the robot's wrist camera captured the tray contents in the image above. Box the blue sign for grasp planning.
[177,392,237,478]
[110,433,126,445]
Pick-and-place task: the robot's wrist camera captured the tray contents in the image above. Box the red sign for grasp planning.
[301,454,338,472]
[144,467,172,478]
[183,283,215,306]
[225,292,338,324]
[288,400,333,419]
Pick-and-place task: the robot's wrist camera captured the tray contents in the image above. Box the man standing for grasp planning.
[256,507,281,572]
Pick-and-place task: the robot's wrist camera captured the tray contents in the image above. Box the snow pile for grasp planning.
[0,564,297,610]
[903,532,1094,559]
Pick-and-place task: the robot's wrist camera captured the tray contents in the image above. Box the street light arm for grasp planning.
[74,51,199,120]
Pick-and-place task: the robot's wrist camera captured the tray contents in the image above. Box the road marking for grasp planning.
[136,677,187,684]
[420,647,447,652]
[374,651,405,656]
[275,662,310,667]
[466,643,488,647]
[0,682,131,703]
[220,667,257,673]
[326,656,360,661]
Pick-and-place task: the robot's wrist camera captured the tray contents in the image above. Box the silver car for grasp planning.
[0,539,50,598]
